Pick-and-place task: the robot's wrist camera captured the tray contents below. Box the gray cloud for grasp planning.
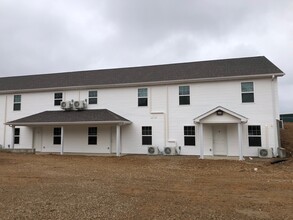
[0,0,292,112]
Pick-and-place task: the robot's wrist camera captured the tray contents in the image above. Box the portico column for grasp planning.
[60,126,64,155]
[199,123,204,159]
[116,125,121,157]
[238,123,243,160]
[11,126,15,149]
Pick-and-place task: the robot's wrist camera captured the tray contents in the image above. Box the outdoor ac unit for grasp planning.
[148,146,158,155]
[74,100,87,110]
[60,101,72,110]
[258,148,273,158]
[164,147,176,155]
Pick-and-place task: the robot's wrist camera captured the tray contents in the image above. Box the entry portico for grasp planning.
[6,109,131,156]
[194,106,248,160]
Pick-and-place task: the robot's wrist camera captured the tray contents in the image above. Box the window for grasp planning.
[138,88,148,106]
[88,90,97,104]
[53,128,61,145]
[179,86,190,105]
[248,125,262,147]
[88,127,97,145]
[14,128,20,144]
[184,126,195,146]
[142,126,152,145]
[54,93,63,106]
[241,82,254,103]
[13,95,21,111]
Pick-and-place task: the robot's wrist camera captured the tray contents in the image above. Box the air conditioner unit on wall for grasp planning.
[148,146,158,155]
[60,101,72,110]
[164,147,176,155]
[74,100,87,110]
[258,148,273,158]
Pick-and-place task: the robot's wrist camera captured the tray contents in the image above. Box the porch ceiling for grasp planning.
[6,109,131,126]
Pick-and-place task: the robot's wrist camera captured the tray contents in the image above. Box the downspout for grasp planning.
[271,75,278,155]
[3,95,8,148]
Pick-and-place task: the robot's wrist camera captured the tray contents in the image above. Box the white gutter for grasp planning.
[3,95,8,148]
[5,121,132,126]
[0,73,284,95]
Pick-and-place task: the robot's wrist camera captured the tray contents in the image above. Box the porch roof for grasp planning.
[194,106,248,123]
[6,109,131,126]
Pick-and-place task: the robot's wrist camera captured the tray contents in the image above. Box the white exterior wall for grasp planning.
[0,77,281,156]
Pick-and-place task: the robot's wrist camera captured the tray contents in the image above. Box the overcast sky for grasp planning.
[0,0,292,113]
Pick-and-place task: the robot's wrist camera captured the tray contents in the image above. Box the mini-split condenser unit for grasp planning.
[163,147,176,155]
[258,148,273,158]
[148,146,159,155]
[74,100,87,110]
[60,101,72,110]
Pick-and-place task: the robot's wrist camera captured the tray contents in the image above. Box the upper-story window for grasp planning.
[88,90,98,104]
[13,95,21,111]
[179,86,190,105]
[54,93,63,106]
[138,88,148,106]
[241,82,254,103]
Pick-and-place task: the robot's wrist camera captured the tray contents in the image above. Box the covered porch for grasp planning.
[6,109,131,156]
[194,106,248,160]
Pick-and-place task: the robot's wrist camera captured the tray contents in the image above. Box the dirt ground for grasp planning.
[0,152,292,220]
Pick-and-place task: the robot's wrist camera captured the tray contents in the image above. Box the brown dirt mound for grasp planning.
[280,122,293,157]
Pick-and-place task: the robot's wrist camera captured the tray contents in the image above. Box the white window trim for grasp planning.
[88,90,98,105]
[54,92,63,106]
[179,85,190,105]
[241,81,254,104]
[184,126,195,146]
[13,94,21,111]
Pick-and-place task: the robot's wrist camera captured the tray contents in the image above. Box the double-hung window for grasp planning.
[14,128,20,144]
[88,91,98,104]
[53,128,61,145]
[13,95,21,111]
[138,88,148,106]
[179,86,190,105]
[248,125,262,147]
[241,82,254,103]
[142,126,152,145]
[88,127,97,145]
[54,93,63,106]
[184,126,195,146]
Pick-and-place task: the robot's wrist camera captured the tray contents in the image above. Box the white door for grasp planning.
[213,125,227,155]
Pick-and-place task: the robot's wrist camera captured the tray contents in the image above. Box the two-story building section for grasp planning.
[0,56,284,159]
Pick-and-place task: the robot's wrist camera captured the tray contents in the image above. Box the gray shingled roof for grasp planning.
[0,56,283,92]
[6,109,131,125]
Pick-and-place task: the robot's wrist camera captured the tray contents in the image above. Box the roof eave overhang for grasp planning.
[5,121,132,126]
[0,72,284,94]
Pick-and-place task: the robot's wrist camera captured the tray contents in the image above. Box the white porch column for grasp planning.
[116,125,121,157]
[238,123,243,160]
[11,126,15,149]
[60,126,64,155]
[199,123,204,159]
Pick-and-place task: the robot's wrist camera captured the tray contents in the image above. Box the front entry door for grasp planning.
[213,125,227,155]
